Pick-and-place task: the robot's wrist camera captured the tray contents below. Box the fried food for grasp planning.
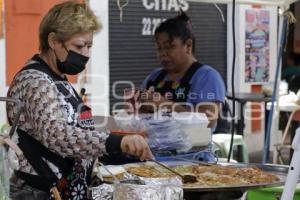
[125,164,280,187]
[126,165,171,178]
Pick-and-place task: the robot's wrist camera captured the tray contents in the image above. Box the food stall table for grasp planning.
[100,161,290,200]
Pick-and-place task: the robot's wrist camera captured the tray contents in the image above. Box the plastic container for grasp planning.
[173,112,211,147]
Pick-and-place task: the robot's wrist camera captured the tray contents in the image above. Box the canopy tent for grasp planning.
[187,0,298,7]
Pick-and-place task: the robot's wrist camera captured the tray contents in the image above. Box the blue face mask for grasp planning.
[56,49,89,75]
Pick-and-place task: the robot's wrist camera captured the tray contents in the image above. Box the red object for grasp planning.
[251,85,262,133]
[0,0,3,38]
[80,110,93,120]
[5,0,84,85]
[293,109,300,122]
[252,4,262,9]
[110,130,147,138]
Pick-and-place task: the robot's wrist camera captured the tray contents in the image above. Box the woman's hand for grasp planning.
[120,135,154,161]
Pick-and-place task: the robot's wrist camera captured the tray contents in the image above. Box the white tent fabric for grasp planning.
[187,0,299,7]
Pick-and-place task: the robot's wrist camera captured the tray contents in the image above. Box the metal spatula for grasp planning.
[149,159,197,184]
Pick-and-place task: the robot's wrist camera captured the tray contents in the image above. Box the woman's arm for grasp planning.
[20,74,111,159]
[7,70,153,160]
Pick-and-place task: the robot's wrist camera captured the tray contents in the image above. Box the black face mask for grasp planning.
[56,49,89,75]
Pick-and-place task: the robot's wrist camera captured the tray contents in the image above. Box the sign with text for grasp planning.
[109,0,227,109]
[141,0,189,36]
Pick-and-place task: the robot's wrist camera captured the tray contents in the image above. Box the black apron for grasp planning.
[146,62,229,134]
[13,55,95,199]
[146,62,203,103]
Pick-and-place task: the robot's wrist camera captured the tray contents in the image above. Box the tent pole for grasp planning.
[262,12,289,164]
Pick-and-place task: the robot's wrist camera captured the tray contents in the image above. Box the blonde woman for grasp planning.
[7,1,153,199]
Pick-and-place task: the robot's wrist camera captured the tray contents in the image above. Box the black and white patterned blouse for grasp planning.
[6,55,123,175]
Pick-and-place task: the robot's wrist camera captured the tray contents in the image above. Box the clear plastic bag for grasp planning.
[0,98,23,200]
[114,111,192,153]
[113,110,147,132]
[173,112,211,147]
[0,127,21,200]
[0,145,11,200]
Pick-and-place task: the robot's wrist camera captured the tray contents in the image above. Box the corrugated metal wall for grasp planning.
[109,0,227,110]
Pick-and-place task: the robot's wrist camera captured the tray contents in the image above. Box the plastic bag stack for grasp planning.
[141,114,192,153]
[114,111,192,153]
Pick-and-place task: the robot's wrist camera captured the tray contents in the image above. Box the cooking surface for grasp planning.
[124,161,288,192]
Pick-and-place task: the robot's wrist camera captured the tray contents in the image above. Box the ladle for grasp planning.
[149,159,197,184]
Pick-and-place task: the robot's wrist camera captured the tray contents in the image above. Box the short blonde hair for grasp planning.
[39,1,101,53]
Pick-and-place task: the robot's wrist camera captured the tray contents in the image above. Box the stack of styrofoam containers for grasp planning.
[173,112,211,147]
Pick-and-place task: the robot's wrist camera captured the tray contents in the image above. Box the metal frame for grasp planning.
[187,0,299,7]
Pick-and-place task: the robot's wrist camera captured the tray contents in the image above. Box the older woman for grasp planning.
[6,1,153,199]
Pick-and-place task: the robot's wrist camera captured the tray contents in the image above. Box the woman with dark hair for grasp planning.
[140,12,226,129]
